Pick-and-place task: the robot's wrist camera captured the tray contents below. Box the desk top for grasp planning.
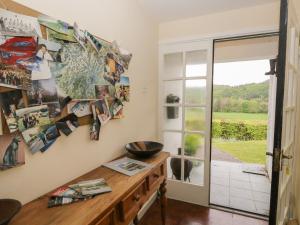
[10,152,170,225]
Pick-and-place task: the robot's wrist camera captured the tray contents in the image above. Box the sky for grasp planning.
[186,59,271,87]
[214,60,270,86]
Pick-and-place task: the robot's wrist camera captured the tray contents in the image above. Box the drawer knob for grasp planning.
[133,194,141,202]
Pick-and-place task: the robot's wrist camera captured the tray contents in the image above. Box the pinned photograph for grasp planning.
[28,78,59,105]
[73,22,87,49]
[111,41,132,70]
[115,76,130,102]
[27,75,61,118]
[85,31,102,53]
[0,132,26,170]
[95,84,116,100]
[38,15,69,35]
[0,89,24,133]
[113,107,124,119]
[0,36,35,89]
[67,100,91,117]
[90,104,101,141]
[104,53,121,85]
[0,36,37,67]
[0,9,42,37]
[47,27,77,43]
[92,99,111,125]
[110,98,123,117]
[50,43,105,99]
[30,38,61,80]
[16,105,59,153]
[55,113,79,136]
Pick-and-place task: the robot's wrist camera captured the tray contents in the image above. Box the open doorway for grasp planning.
[209,35,279,216]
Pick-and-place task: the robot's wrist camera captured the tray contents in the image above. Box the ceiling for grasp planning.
[137,0,279,23]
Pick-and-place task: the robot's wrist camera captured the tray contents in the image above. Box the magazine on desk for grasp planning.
[103,157,153,176]
[48,178,112,207]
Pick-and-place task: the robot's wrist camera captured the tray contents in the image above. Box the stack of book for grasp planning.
[48,178,112,208]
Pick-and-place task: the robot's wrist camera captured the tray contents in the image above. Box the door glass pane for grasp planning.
[163,132,182,156]
[186,50,207,77]
[185,107,205,131]
[164,106,182,130]
[163,80,182,105]
[184,133,205,159]
[183,159,204,186]
[164,52,183,79]
[185,79,206,105]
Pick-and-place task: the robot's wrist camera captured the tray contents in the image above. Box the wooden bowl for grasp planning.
[125,141,163,158]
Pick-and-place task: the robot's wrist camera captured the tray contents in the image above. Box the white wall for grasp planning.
[159,2,280,42]
[0,0,158,204]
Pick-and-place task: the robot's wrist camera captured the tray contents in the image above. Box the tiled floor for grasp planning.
[139,199,268,225]
[210,160,271,216]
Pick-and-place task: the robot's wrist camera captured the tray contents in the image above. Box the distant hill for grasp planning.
[185,80,269,113]
[213,80,269,101]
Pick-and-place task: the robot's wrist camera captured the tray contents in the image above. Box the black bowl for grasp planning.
[125,141,163,158]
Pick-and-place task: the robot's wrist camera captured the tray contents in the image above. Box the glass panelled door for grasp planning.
[159,40,213,206]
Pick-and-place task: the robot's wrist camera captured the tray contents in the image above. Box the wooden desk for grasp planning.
[10,152,170,225]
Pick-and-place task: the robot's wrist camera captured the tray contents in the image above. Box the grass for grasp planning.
[184,111,268,164]
[213,112,267,125]
[212,139,267,164]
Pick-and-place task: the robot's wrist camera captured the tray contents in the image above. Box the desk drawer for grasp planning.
[119,181,146,222]
[147,164,164,190]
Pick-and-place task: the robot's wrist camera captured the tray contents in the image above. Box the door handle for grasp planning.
[266,152,273,157]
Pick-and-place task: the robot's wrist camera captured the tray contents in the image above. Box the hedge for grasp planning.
[212,121,267,141]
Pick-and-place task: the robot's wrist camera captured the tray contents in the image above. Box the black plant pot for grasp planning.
[170,157,193,182]
[0,199,22,225]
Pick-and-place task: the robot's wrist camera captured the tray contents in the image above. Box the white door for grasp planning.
[276,1,300,224]
[159,40,213,206]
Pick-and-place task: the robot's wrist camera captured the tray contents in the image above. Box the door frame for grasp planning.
[269,0,289,224]
[209,32,279,214]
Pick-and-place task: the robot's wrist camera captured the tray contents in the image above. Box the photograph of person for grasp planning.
[90,104,101,141]
[92,99,111,125]
[115,76,130,102]
[31,44,54,80]
[0,89,24,133]
[16,105,59,153]
[0,8,42,37]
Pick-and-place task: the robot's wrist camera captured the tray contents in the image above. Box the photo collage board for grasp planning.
[0,8,132,170]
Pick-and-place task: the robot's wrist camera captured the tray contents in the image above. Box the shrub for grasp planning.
[212,120,267,140]
[184,134,201,156]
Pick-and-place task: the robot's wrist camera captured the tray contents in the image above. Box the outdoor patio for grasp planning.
[210,160,271,216]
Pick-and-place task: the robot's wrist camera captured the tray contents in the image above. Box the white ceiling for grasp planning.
[137,0,279,23]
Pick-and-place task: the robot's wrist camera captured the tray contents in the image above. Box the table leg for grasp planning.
[160,179,167,225]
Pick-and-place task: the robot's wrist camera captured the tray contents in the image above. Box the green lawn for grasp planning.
[184,111,268,164]
[212,139,267,164]
[213,112,267,125]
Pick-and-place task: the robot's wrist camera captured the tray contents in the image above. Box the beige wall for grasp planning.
[159,2,280,42]
[0,0,158,204]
